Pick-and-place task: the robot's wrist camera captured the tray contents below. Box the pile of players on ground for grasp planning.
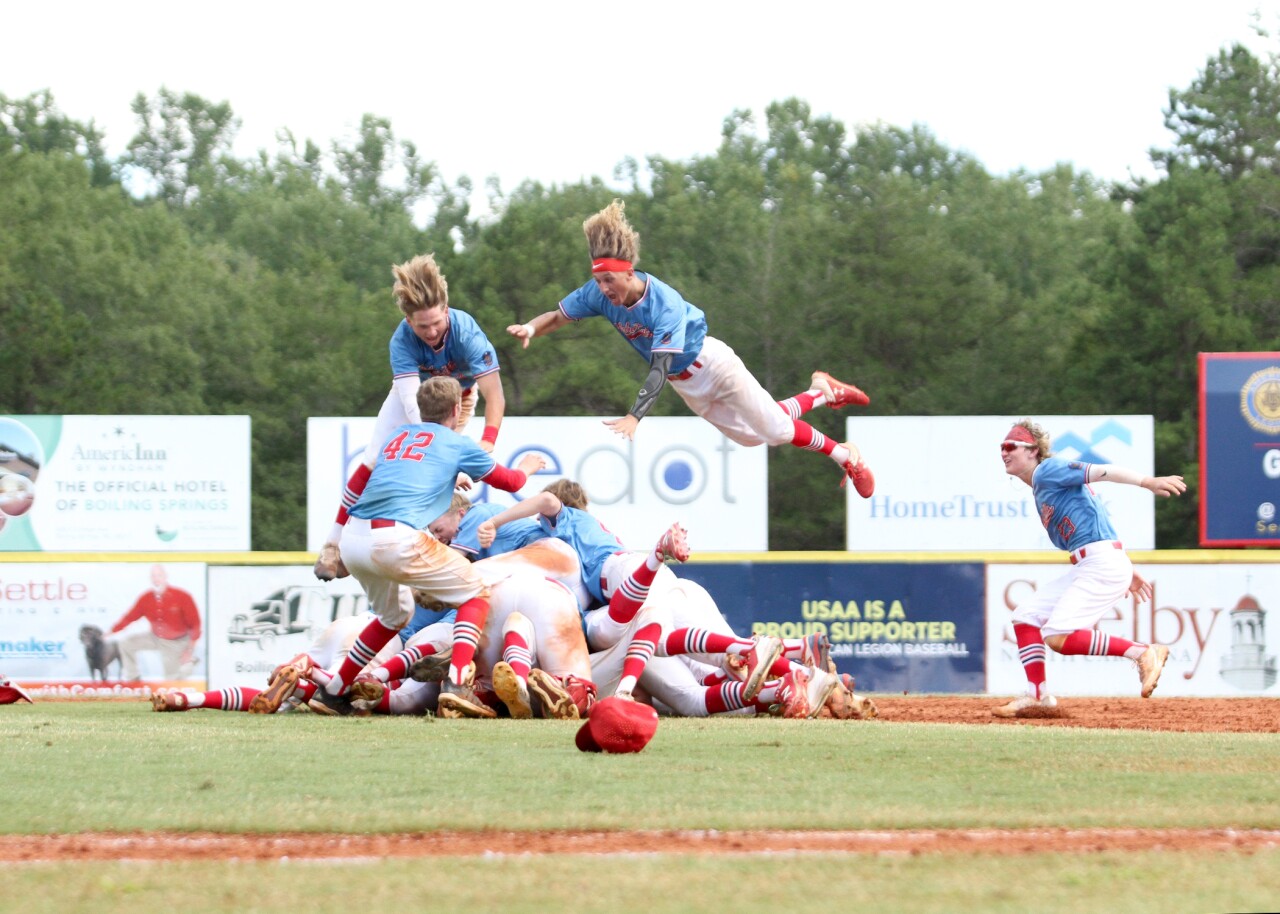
[151,481,876,724]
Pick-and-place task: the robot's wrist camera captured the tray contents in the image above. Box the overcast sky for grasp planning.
[4,1,1274,208]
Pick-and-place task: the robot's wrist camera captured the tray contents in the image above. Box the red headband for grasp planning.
[1002,425,1037,447]
[591,258,633,273]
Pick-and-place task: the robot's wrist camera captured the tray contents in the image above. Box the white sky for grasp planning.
[4,1,1275,212]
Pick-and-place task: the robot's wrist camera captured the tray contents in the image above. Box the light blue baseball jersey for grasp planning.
[1032,457,1119,552]
[398,604,458,644]
[349,423,497,530]
[389,308,499,390]
[451,502,546,560]
[558,272,706,375]
[537,505,626,604]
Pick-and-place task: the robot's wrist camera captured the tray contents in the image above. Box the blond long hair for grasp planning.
[583,199,640,264]
[392,253,448,318]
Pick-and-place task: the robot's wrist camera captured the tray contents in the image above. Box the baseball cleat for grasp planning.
[150,689,190,712]
[992,693,1059,718]
[527,669,580,720]
[248,665,300,714]
[348,674,387,709]
[799,632,833,674]
[821,674,878,720]
[779,666,840,719]
[742,635,785,701]
[307,688,361,717]
[840,451,875,498]
[437,681,498,719]
[313,543,349,581]
[1137,644,1170,698]
[722,652,748,682]
[492,661,533,719]
[655,523,690,564]
[407,645,453,682]
[811,371,870,409]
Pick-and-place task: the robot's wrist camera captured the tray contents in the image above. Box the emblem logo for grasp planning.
[1240,367,1280,435]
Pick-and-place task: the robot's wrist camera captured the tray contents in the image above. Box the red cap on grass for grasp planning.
[575,696,658,754]
[0,675,33,704]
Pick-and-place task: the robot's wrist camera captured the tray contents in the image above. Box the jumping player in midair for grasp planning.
[506,199,876,494]
[314,253,506,581]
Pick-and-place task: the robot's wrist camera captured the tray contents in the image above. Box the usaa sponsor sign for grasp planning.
[845,416,1155,551]
[678,562,985,693]
[306,416,768,552]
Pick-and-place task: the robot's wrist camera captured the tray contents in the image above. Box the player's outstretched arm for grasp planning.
[477,491,562,548]
[507,311,569,349]
[1088,464,1186,497]
[606,352,675,440]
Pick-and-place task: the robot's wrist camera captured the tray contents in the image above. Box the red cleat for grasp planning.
[840,452,875,498]
[655,523,690,564]
[811,371,870,409]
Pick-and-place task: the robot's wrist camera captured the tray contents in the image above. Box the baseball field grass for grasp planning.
[2,702,1278,913]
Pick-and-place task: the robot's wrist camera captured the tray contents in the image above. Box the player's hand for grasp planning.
[515,453,547,477]
[506,323,534,349]
[1128,571,1153,604]
[478,520,497,548]
[604,414,640,440]
[454,472,473,492]
[1144,475,1186,498]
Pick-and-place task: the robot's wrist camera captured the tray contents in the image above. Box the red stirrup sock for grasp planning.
[328,618,399,695]
[449,597,489,685]
[1058,629,1139,658]
[1013,623,1049,699]
[662,627,751,657]
[777,391,820,419]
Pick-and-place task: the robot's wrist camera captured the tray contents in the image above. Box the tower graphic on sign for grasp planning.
[1219,595,1278,691]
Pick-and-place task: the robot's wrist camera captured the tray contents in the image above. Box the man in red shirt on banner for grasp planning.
[110,565,202,680]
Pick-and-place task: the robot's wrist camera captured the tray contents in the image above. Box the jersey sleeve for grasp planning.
[646,283,687,356]
[451,311,501,381]
[1035,457,1090,490]
[388,322,422,378]
[558,282,601,321]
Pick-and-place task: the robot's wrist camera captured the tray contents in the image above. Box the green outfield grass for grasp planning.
[1,702,1278,913]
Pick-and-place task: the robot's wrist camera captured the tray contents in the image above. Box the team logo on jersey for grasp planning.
[617,322,654,341]
[482,351,494,367]
[1240,367,1280,435]
[659,331,673,346]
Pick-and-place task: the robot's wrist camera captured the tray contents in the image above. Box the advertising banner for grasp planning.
[206,566,370,690]
[307,416,769,552]
[845,415,1155,551]
[678,562,985,693]
[987,563,1280,697]
[1198,352,1280,547]
[0,415,251,551]
[0,562,207,699]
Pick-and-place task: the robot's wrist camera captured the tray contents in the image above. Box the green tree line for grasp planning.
[2,35,1278,551]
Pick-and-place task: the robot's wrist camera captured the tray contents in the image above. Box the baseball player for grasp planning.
[310,376,544,718]
[428,492,547,561]
[995,419,1186,717]
[149,610,405,713]
[506,199,875,495]
[314,252,506,581]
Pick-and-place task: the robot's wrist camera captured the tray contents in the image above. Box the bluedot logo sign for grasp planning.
[651,446,706,504]
[307,415,768,551]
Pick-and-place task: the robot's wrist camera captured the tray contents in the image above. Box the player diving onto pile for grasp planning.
[506,199,877,494]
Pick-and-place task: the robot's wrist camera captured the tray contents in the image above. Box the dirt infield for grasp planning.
[3,827,1280,862]
[3,696,1273,863]
[867,695,1279,733]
